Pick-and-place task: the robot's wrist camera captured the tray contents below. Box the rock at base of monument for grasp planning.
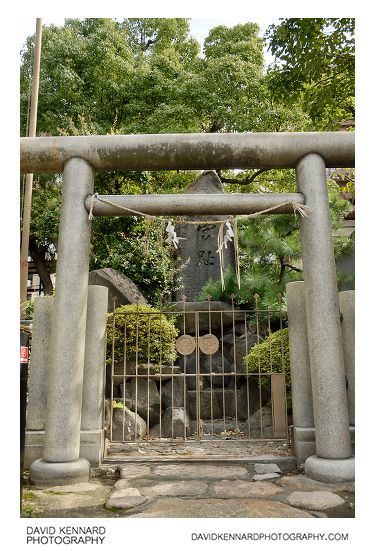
[160,407,191,438]
[113,360,178,378]
[248,406,274,439]
[111,407,147,441]
[200,418,249,436]
[174,302,244,334]
[229,332,260,374]
[88,268,147,311]
[161,377,189,409]
[119,378,160,427]
[188,389,223,420]
[184,352,231,390]
[238,379,271,417]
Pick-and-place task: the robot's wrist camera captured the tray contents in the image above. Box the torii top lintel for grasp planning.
[20,132,355,174]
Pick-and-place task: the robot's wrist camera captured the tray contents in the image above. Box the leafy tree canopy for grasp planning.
[265,18,355,128]
[20,18,354,305]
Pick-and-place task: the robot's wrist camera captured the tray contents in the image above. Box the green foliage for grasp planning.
[244,328,291,408]
[201,177,354,308]
[21,18,354,303]
[107,304,179,365]
[23,300,34,320]
[265,18,355,128]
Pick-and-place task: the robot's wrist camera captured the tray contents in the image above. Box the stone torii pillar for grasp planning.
[30,158,94,485]
[296,154,354,482]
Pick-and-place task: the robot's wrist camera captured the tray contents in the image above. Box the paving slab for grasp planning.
[119,464,152,479]
[127,497,313,518]
[287,491,345,511]
[253,473,280,481]
[106,487,148,509]
[141,481,208,497]
[277,474,355,493]
[27,482,112,511]
[254,463,281,474]
[153,464,249,479]
[210,480,284,498]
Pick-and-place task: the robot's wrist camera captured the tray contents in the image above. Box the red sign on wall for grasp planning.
[20,346,29,363]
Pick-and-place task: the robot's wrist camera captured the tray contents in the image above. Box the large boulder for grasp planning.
[174,301,244,334]
[188,389,222,419]
[120,378,160,427]
[161,377,188,409]
[160,407,191,438]
[229,332,261,374]
[111,407,147,441]
[248,406,274,438]
[183,351,232,390]
[88,268,147,311]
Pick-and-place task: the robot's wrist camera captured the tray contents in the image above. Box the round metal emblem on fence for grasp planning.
[175,334,196,356]
[199,333,219,355]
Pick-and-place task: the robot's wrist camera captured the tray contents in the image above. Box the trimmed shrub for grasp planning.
[244,328,291,409]
[107,304,178,365]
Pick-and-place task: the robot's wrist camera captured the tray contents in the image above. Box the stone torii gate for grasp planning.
[20,132,355,485]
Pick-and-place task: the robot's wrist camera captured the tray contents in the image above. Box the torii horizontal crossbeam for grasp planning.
[20,132,355,174]
[84,192,306,217]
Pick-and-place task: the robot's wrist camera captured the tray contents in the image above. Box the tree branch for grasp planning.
[284,263,302,273]
[29,236,54,295]
[220,169,269,186]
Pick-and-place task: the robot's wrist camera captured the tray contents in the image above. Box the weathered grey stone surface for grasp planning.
[81,286,108,433]
[184,351,231,390]
[253,473,281,481]
[111,407,147,441]
[287,491,345,511]
[304,455,355,483]
[286,281,314,429]
[211,480,283,498]
[142,481,208,497]
[200,419,248,435]
[174,301,242,334]
[128,497,313,518]
[160,407,191,438]
[26,296,53,430]
[161,377,187,408]
[29,458,90,486]
[89,268,147,311]
[230,332,259,374]
[175,171,235,301]
[249,406,274,438]
[188,389,222,419]
[119,464,152,480]
[254,463,281,474]
[296,155,352,460]
[28,481,111,511]
[238,380,271,418]
[339,290,355,425]
[106,488,147,509]
[277,474,355,493]
[153,464,248,479]
[121,378,160,427]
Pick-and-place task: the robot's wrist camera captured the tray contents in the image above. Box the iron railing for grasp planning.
[107,295,288,444]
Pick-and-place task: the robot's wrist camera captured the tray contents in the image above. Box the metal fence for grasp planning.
[107,296,288,444]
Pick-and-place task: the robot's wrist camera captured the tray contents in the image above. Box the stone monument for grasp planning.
[176,171,235,300]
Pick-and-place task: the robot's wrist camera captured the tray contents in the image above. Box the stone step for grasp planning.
[102,455,297,473]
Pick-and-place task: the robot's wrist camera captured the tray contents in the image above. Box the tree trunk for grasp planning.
[28,236,54,295]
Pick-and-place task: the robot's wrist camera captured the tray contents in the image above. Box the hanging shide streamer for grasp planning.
[87,194,310,291]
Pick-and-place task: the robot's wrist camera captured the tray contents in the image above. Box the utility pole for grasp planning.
[20,18,43,318]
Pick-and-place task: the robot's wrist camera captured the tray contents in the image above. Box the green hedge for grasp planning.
[244,327,291,409]
[107,304,178,365]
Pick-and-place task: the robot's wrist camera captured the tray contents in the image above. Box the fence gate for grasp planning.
[107,296,288,449]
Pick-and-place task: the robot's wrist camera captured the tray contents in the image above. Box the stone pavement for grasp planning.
[21,458,355,518]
